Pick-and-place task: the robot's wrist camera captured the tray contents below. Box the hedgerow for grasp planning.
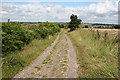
[2,22,60,56]
[29,22,60,39]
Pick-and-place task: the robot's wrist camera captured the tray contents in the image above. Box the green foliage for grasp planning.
[2,21,60,78]
[58,24,68,29]
[31,22,60,39]
[112,25,120,29]
[84,25,88,28]
[2,22,33,56]
[58,24,64,28]
[2,22,60,56]
[94,25,120,29]
[68,14,82,31]
[2,34,58,78]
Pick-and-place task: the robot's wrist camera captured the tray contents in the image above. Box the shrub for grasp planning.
[32,22,60,39]
[59,24,64,28]
[2,22,60,56]
[2,22,33,56]
[84,25,88,28]
[112,25,120,29]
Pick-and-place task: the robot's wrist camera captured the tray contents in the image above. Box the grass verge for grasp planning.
[2,33,58,78]
[67,28,118,78]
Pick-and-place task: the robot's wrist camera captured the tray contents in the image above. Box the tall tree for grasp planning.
[68,14,82,31]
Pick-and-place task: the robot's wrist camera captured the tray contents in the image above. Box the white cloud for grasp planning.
[0,11,8,14]
[3,0,118,2]
[1,0,118,24]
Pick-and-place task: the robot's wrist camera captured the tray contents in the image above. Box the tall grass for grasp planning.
[67,28,118,78]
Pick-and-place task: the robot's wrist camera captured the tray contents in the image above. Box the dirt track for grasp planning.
[14,31,78,78]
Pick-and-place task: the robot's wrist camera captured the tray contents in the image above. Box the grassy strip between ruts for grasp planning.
[67,28,118,78]
[2,33,58,78]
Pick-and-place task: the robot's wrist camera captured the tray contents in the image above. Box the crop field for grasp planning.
[89,28,118,36]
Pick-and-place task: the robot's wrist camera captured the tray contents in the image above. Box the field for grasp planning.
[67,28,118,78]
[87,28,118,36]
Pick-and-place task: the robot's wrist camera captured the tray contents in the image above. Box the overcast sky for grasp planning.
[1,0,119,24]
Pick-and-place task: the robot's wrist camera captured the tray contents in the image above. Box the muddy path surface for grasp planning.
[14,31,78,78]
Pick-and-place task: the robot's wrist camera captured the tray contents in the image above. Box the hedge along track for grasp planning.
[14,31,78,78]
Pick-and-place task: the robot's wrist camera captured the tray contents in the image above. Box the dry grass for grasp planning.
[67,28,118,78]
[84,28,118,36]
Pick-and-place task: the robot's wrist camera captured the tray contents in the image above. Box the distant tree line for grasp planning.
[92,23,115,26]
[112,25,120,29]
[93,25,120,29]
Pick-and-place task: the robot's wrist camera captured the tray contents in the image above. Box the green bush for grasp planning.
[112,25,120,29]
[58,24,64,28]
[2,22,33,56]
[2,22,60,56]
[84,25,88,28]
[31,22,60,39]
